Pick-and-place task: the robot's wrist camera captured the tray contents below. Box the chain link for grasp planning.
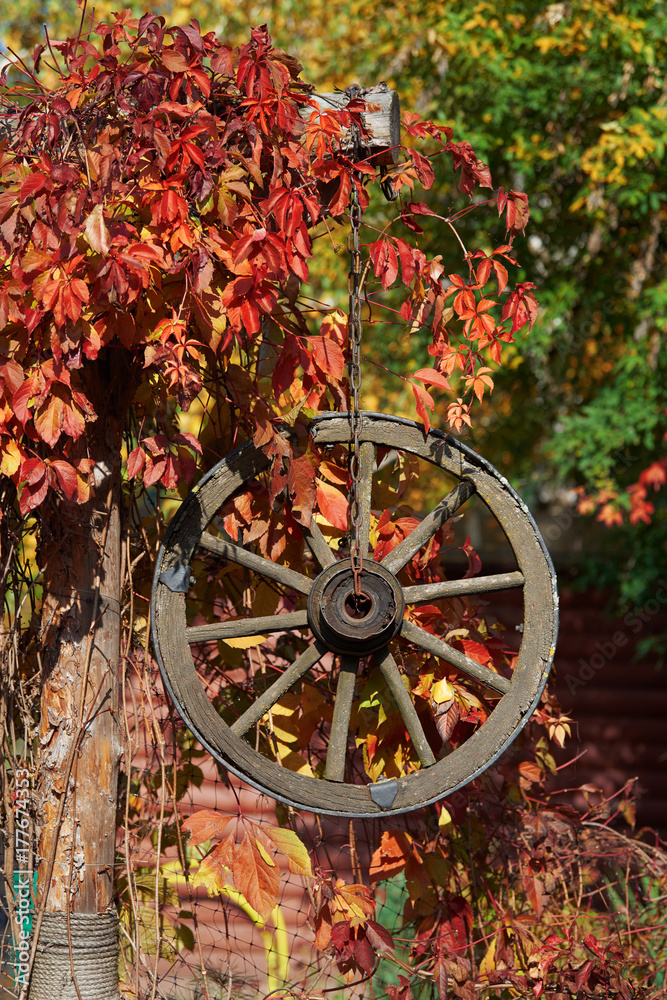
[346,88,364,599]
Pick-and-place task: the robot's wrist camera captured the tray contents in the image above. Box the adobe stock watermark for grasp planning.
[567,579,667,695]
[13,766,34,993]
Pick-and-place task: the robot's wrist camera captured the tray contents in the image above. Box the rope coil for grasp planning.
[28,912,120,1000]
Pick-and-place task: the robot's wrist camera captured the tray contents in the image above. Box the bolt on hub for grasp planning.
[307,560,406,656]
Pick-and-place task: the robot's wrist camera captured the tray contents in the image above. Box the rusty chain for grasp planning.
[345,85,364,600]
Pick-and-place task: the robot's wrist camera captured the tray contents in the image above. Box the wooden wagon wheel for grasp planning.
[151,412,558,817]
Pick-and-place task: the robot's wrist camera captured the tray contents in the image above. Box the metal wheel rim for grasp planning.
[150,412,558,817]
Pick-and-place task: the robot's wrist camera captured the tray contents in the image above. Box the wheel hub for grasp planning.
[307,560,405,655]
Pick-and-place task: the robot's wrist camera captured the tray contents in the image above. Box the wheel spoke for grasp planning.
[382,480,476,575]
[300,517,336,570]
[400,618,510,695]
[358,441,375,558]
[403,571,524,604]
[186,610,309,644]
[375,646,436,768]
[199,532,313,595]
[230,640,328,736]
[325,656,359,782]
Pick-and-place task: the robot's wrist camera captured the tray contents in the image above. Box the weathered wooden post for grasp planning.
[15,79,401,1000]
[298,84,401,165]
[26,354,132,1000]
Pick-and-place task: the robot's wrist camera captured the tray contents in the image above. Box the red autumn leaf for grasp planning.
[491,259,509,294]
[60,397,87,440]
[459,639,492,666]
[19,172,50,205]
[173,431,203,455]
[584,934,605,961]
[142,455,166,488]
[330,920,353,955]
[574,959,595,992]
[308,336,345,380]
[435,955,448,1000]
[49,459,78,499]
[639,460,667,489]
[501,281,538,333]
[407,201,437,217]
[518,760,542,789]
[316,479,348,530]
[365,921,395,956]
[353,931,376,974]
[161,454,180,490]
[19,458,50,515]
[126,447,146,478]
[393,237,416,286]
[501,189,530,238]
[369,237,399,290]
[523,868,549,918]
[319,310,347,346]
[411,382,435,433]
[413,368,452,391]
[386,976,415,1000]
[408,149,435,189]
[319,461,348,485]
[182,809,234,845]
[162,48,189,72]
[287,452,316,526]
[434,697,460,743]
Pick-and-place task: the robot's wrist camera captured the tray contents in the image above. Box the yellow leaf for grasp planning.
[0,438,21,476]
[479,934,498,975]
[263,826,313,878]
[223,634,265,648]
[431,678,455,704]
[438,806,453,829]
[255,839,276,868]
[274,749,314,776]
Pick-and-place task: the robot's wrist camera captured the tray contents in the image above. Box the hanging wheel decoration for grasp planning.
[151,413,557,817]
[151,91,558,819]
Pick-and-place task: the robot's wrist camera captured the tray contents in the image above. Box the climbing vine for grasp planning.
[1,7,664,1000]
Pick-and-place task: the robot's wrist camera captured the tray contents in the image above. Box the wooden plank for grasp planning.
[299,86,400,165]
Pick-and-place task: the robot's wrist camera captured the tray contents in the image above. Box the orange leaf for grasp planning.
[182,809,233,845]
[369,831,412,884]
[316,479,348,530]
[413,368,452,391]
[319,460,348,486]
[308,336,345,380]
[319,309,347,346]
[411,382,434,433]
[233,830,281,919]
[33,395,64,447]
[196,835,236,894]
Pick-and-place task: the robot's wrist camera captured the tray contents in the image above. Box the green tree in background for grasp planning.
[242,0,667,608]
[5,2,666,604]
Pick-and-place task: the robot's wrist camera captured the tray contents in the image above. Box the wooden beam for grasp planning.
[300,85,401,165]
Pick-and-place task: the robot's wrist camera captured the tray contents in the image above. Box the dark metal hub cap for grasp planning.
[307,560,405,655]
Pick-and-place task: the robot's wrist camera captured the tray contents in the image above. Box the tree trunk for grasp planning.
[29,352,131,1000]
